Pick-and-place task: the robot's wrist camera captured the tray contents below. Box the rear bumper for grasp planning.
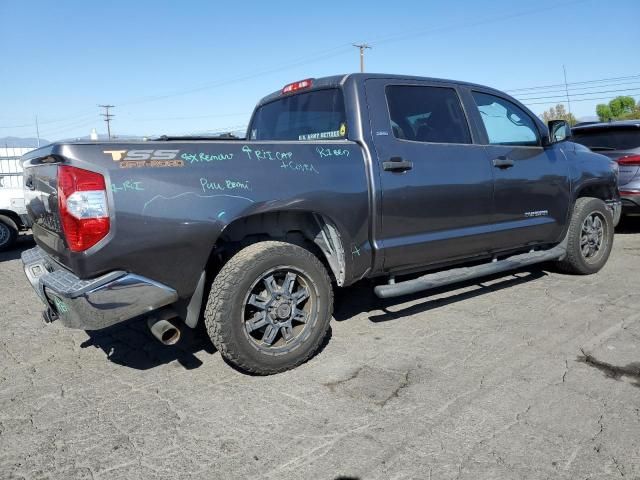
[21,246,178,330]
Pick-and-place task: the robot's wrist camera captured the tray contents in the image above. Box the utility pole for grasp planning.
[562,65,572,119]
[99,104,115,140]
[35,115,40,147]
[352,43,372,73]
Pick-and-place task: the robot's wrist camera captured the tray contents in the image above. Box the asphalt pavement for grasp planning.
[1,219,639,479]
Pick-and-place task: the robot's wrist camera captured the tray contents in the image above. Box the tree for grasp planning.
[610,96,635,117]
[596,103,613,121]
[596,96,640,121]
[540,104,577,126]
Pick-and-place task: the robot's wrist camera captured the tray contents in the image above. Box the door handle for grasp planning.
[383,157,413,172]
[492,156,515,169]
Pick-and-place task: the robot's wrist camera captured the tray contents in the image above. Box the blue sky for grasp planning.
[1,0,639,142]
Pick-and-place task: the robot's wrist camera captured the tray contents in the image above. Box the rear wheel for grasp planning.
[556,197,614,275]
[204,241,333,375]
[0,217,18,252]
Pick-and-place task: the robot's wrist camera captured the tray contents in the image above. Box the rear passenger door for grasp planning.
[365,79,495,271]
[464,90,571,249]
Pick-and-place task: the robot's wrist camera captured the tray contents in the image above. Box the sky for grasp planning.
[1,0,639,143]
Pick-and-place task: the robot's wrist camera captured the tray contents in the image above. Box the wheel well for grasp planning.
[207,211,346,286]
[0,210,21,229]
[575,183,615,202]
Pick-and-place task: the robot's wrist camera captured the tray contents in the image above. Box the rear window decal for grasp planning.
[298,130,343,141]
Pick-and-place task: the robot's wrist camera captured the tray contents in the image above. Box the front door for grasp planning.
[466,90,571,249]
[365,79,495,271]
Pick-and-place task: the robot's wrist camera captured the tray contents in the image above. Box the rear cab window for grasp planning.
[249,88,347,141]
[385,85,471,144]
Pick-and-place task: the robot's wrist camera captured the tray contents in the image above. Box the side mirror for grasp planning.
[545,120,572,145]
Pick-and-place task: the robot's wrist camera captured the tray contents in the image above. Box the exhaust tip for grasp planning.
[147,316,181,346]
[160,325,180,345]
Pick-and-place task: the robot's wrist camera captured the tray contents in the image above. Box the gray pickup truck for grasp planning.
[21,73,621,374]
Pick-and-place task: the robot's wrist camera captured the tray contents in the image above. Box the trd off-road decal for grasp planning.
[103,149,184,168]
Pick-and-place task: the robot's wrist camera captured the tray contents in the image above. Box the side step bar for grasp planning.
[374,244,566,299]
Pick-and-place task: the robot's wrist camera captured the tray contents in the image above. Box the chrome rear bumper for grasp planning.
[22,246,178,330]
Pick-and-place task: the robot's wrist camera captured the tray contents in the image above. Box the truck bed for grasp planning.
[22,140,370,299]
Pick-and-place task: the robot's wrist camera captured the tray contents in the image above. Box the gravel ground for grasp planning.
[1,219,639,480]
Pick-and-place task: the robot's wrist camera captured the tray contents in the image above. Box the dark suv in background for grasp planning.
[572,120,640,216]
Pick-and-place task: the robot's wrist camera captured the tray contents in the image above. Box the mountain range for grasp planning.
[0,136,50,148]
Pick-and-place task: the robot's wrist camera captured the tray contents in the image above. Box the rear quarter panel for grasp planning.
[25,141,370,298]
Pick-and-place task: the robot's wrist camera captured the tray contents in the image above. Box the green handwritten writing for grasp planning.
[280,160,319,174]
[111,180,144,193]
[182,152,234,164]
[53,296,69,314]
[316,147,350,158]
[200,177,251,193]
[241,145,293,161]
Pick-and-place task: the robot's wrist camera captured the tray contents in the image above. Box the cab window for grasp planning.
[472,92,540,146]
[385,85,471,144]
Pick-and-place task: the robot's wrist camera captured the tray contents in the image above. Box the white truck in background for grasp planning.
[0,148,34,251]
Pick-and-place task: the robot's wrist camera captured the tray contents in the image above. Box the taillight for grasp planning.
[57,165,110,252]
[617,155,640,166]
[282,78,313,94]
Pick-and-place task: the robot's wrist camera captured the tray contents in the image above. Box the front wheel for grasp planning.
[204,241,333,375]
[556,197,614,275]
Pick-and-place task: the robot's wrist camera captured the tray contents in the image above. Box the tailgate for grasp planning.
[24,161,65,256]
[22,143,115,266]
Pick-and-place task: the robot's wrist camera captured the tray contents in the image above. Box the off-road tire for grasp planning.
[204,241,333,375]
[0,217,18,252]
[556,197,614,275]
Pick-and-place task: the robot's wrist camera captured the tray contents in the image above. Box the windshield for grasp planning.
[572,128,640,150]
[249,88,347,141]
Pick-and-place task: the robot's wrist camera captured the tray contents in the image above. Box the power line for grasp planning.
[117,2,587,107]
[0,1,628,134]
[516,87,640,101]
[507,80,640,97]
[0,1,599,132]
[506,74,640,93]
[0,110,96,129]
[367,0,587,47]
[38,118,98,138]
[32,114,97,133]
[131,112,250,122]
[523,94,640,106]
[99,105,115,140]
[116,45,354,108]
